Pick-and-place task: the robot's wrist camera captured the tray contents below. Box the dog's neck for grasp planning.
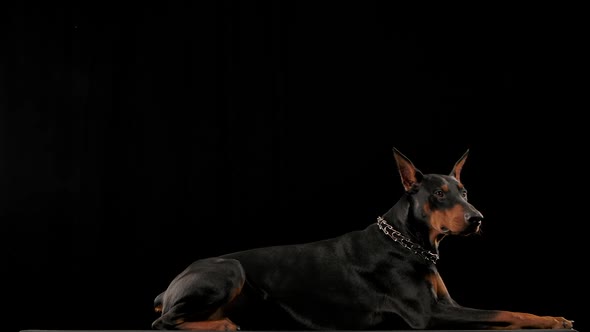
[381,193,444,255]
[376,216,439,264]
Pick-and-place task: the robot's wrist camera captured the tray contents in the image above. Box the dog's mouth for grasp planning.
[441,222,482,236]
[462,221,482,235]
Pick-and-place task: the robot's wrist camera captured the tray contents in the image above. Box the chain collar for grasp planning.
[377,216,439,264]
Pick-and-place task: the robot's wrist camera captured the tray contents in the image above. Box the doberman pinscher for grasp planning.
[152,148,574,330]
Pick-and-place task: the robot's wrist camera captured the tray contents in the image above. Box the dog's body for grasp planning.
[152,148,574,330]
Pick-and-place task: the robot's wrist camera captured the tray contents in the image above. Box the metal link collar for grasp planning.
[377,216,439,264]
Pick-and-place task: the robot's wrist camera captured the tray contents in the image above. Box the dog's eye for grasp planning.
[434,190,445,198]
[461,191,468,198]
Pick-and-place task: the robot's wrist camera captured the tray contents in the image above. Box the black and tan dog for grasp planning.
[152,148,574,330]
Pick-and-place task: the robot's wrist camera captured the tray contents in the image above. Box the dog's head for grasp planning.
[393,148,484,241]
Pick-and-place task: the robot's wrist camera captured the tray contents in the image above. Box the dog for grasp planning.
[152,148,574,330]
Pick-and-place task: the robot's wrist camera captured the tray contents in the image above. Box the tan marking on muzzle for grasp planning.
[429,204,466,234]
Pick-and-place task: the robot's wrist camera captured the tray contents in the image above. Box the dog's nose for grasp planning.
[465,211,483,225]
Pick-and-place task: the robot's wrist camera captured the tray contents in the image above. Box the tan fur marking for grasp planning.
[428,204,466,244]
[177,318,240,331]
[208,283,244,320]
[492,311,573,329]
[423,202,431,214]
[441,184,449,192]
[425,272,450,300]
[430,204,465,232]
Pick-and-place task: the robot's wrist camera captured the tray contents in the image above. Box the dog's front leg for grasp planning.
[427,273,573,330]
[429,303,574,330]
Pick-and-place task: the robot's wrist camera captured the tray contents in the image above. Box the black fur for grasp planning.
[152,148,574,331]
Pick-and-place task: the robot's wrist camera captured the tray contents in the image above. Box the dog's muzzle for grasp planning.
[463,211,483,234]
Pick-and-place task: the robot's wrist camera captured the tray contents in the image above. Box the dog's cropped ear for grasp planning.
[393,147,423,192]
[450,149,469,183]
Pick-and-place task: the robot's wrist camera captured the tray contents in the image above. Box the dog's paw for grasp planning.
[546,316,573,329]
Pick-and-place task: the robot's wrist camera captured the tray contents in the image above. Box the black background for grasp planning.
[3,2,586,332]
